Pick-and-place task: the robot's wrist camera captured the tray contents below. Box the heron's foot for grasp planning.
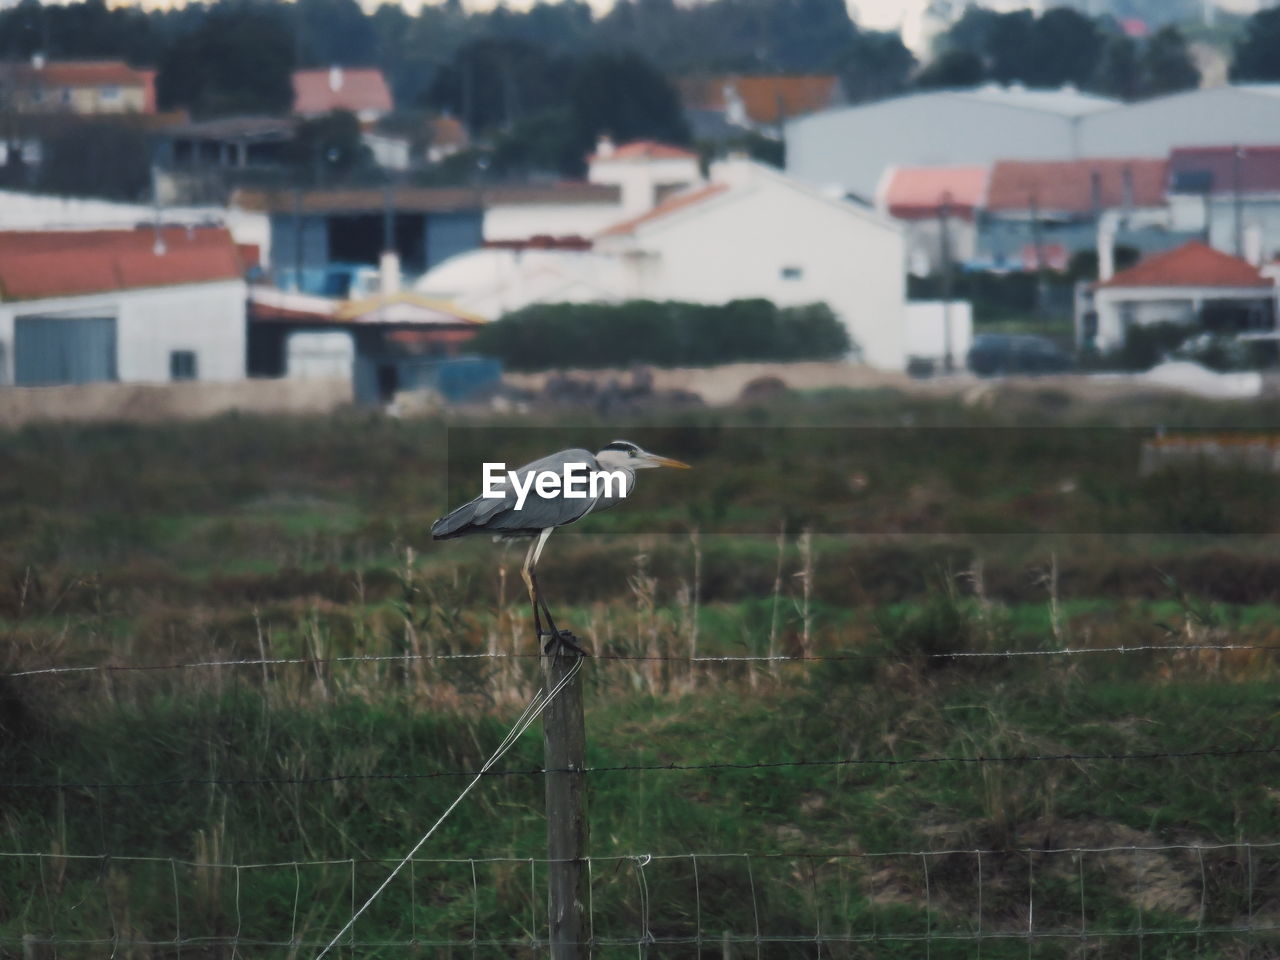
[540,629,588,658]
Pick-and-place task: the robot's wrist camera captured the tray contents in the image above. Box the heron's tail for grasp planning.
[431,500,482,540]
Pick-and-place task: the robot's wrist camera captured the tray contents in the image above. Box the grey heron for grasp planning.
[431,440,691,653]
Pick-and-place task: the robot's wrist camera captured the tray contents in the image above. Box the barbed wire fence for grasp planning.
[3,643,1279,956]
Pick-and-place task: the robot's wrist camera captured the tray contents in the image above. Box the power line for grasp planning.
[8,744,1276,792]
[5,640,1277,679]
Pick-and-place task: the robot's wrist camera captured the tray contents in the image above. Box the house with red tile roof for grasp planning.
[678,74,844,139]
[1081,241,1277,353]
[586,137,703,218]
[292,67,393,122]
[0,58,156,115]
[0,227,247,385]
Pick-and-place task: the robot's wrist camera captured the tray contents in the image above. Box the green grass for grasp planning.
[3,394,1280,956]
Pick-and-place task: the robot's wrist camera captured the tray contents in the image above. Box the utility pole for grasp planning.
[938,190,955,374]
[1233,144,1245,258]
[543,647,588,959]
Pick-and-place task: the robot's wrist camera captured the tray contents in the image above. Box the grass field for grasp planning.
[2,388,1279,957]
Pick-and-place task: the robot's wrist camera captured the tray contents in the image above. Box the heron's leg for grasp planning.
[520,536,544,638]
[529,528,586,657]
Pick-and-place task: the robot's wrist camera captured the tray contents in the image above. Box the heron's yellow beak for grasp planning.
[649,454,691,469]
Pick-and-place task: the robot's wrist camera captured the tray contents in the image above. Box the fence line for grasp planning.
[5,844,1279,952]
[5,640,1278,679]
[7,744,1278,792]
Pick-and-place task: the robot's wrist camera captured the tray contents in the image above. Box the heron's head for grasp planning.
[595,440,691,471]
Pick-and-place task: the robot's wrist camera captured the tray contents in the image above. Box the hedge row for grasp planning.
[469,299,851,371]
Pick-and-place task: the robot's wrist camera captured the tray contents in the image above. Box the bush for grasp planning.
[469,299,851,370]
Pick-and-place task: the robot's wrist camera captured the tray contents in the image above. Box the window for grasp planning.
[781,266,803,281]
[99,86,121,102]
[170,350,198,381]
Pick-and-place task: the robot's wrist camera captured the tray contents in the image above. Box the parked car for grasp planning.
[967,334,1073,377]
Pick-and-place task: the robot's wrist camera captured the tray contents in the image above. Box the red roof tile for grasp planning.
[1099,241,1273,289]
[883,165,988,220]
[679,75,841,126]
[0,228,244,301]
[597,183,729,237]
[589,140,699,163]
[292,68,393,116]
[1169,145,1280,196]
[6,60,153,88]
[987,158,1167,213]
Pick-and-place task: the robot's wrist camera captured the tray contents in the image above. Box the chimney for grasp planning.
[329,66,343,93]
[595,134,615,159]
[1097,220,1116,282]
[379,250,400,296]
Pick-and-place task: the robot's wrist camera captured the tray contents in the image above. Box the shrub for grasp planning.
[469,299,851,370]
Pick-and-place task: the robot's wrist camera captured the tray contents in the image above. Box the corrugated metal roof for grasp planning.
[883,165,988,220]
[0,227,243,301]
[1099,241,1273,289]
[987,158,1167,213]
[1169,145,1280,196]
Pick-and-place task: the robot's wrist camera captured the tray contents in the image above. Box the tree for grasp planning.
[916,49,986,90]
[567,52,690,162]
[1091,34,1139,99]
[426,39,572,136]
[285,109,372,184]
[155,4,295,117]
[1137,26,1200,97]
[835,29,916,103]
[37,119,152,200]
[1231,8,1280,82]
[295,0,378,68]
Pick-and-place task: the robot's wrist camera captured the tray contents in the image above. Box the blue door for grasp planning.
[14,315,118,385]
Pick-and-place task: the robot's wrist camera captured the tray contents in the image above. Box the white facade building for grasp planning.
[422,158,909,369]
[0,228,247,386]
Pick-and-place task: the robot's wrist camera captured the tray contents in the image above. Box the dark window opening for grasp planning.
[327,213,426,273]
[781,266,803,281]
[376,363,399,403]
[170,350,198,381]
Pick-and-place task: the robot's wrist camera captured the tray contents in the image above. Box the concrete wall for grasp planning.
[0,377,352,427]
[0,280,247,385]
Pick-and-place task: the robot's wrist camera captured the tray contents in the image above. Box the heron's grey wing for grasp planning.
[431,448,600,539]
[480,448,602,533]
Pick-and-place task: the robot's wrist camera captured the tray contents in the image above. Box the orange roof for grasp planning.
[987,158,1167,213]
[6,59,153,88]
[1099,242,1273,290]
[0,228,244,301]
[430,114,468,150]
[292,68,393,116]
[884,165,988,220]
[589,139,699,163]
[597,183,729,237]
[679,75,842,126]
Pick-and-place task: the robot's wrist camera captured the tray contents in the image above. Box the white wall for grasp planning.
[905,301,973,366]
[484,203,623,243]
[588,155,702,217]
[0,279,247,385]
[603,169,907,368]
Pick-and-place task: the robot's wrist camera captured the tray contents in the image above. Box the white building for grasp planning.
[1081,241,1277,353]
[0,227,247,385]
[422,156,910,369]
[787,85,1119,202]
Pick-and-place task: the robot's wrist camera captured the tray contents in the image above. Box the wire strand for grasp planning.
[5,640,1277,678]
